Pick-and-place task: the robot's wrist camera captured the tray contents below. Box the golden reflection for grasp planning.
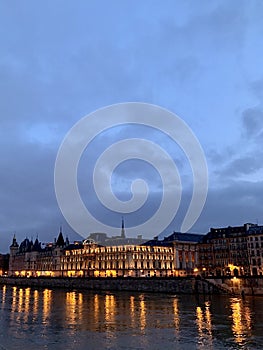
[79,293,83,307]
[105,294,116,325]
[94,294,99,326]
[1,285,6,307]
[10,286,17,323]
[173,298,180,333]
[33,289,39,316]
[130,296,135,328]
[18,288,24,313]
[23,287,30,322]
[230,298,252,345]
[43,289,52,322]
[196,306,203,335]
[139,294,146,331]
[195,301,213,349]
[66,291,83,325]
[11,286,17,314]
[204,301,212,337]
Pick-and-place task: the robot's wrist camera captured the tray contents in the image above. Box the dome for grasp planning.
[83,238,96,245]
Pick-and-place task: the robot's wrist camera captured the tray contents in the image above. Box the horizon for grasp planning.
[2,219,261,255]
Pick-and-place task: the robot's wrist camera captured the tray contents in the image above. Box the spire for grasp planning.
[10,234,19,248]
[56,227,65,247]
[121,216,126,238]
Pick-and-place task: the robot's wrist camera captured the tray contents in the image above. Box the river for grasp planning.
[0,284,262,349]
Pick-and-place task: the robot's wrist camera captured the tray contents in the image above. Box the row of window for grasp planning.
[249,236,263,241]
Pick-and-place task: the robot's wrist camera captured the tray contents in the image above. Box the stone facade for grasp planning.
[8,223,263,279]
[199,223,263,277]
[8,232,202,278]
[8,232,67,277]
[61,243,175,277]
[247,226,263,275]
[0,276,217,294]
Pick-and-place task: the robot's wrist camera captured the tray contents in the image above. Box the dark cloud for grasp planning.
[0,1,262,253]
[217,154,263,179]
[242,107,263,138]
[195,179,263,232]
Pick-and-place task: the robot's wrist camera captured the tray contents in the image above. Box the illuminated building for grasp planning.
[199,223,263,276]
[247,225,263,276]
[8,230,68,277]
[94,244,175,277]
[60,241,175,277]
[61,239,97,277]
[60,231,202,278]
[8,222,263,278]
[144,232,203,276]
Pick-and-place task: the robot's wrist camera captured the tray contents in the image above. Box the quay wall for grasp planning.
[0,276,221,294]
[206,276,263,296]
[1,277,263,295]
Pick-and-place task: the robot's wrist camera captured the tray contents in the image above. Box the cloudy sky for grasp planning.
[1,1,263,252]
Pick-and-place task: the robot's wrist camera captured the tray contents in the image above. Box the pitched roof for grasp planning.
[56,231,65,247]
[164,231,204,243]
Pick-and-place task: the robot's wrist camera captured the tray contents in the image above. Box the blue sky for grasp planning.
[1,1,263,252]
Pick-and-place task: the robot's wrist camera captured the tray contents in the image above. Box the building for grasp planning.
[8,230,68,277]
[94,244,175,277]
[8,230,201,278]
[60,239,175,278]
[61,239,97,277]
[8,222,263,278]
[60,231,204,278]
[144,232,203,276]
[247,225,263,276]
[198,223,261,276]
[86,218,147,246]
[0,253,9,275]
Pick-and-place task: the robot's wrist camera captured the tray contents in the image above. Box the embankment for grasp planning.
[0,276,221,294]
[1,276,262,295]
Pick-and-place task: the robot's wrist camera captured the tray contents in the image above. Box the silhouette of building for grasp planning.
[8,229,68,277]
[86,218,147,246]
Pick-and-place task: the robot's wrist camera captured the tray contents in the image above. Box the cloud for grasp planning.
[242,107,263,138]
[217,154,263,179]
[0,1,263,253]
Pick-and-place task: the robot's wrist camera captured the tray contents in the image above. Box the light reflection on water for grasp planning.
[0,284,262,349]
[195,301,213,349]
[230,297,253,347]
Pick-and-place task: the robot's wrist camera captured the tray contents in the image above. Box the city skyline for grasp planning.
[1,1,263,252]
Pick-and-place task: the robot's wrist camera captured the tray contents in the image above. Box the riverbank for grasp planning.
[0,276,211,294]
[1,276,263,295]
[205,276,263,296]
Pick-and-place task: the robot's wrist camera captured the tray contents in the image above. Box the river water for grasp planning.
[0,284,262,350]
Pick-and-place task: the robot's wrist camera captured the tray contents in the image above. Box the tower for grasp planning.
[121,217,126,238]
[9,234,19,275]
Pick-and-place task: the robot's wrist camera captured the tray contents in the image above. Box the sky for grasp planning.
[1,0,263,252]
